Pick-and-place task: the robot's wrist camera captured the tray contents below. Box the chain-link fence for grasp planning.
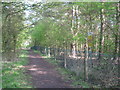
[31,46,119,87]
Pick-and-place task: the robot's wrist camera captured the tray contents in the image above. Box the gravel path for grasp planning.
[25,50,72,88]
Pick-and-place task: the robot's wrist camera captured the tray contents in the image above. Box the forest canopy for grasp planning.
[2,1,120,61]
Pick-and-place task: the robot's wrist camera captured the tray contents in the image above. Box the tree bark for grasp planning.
[98,6,105,60]
[116,1,120,86]
[84,43,88,81]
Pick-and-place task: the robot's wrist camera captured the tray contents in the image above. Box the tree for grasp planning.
[2,2,25,61]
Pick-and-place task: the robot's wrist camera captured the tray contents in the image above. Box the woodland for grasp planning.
[1,1,120,88]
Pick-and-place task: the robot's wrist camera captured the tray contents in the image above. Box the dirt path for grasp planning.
[25,50,72,88]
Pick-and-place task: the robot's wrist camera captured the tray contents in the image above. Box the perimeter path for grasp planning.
[25,50,72,88]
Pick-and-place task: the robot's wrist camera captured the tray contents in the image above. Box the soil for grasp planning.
[24,50,72,88]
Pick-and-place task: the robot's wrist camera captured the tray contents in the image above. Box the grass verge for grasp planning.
[48,59,99,88]
[2,50,32,88]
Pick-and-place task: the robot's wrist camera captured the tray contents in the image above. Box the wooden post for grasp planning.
[48,47,50,57]
[54,47,56,61]
[64,48,67,69]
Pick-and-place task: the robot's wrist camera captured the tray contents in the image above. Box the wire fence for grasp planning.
[31,46,119,87]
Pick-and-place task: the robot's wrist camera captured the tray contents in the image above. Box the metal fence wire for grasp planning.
[31,46,119,87]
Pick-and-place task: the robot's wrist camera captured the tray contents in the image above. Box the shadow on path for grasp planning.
[25,50,72,88]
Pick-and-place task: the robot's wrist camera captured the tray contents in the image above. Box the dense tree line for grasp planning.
[2,2,32,60]
[30,2,120,59]
[2,2,120,62]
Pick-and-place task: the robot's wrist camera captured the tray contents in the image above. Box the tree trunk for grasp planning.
[64,43,67,68]
[72,42,76,57]
[13,35,16,53]
[71,5,79,57]
[113,35,118,59]
[98,6,105,60]
[116,1,120,86]
[84,43,88,81]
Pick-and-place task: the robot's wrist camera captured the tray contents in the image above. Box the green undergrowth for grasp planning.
[35,50,96,88]
[2,50,32,88]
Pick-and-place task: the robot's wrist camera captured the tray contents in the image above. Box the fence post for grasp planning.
[89,48,93,68]
[54,48,56,60]
[64,48,67,68]
[44,47,47,55]
[48,47,50,57]
[46,47,48,56]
